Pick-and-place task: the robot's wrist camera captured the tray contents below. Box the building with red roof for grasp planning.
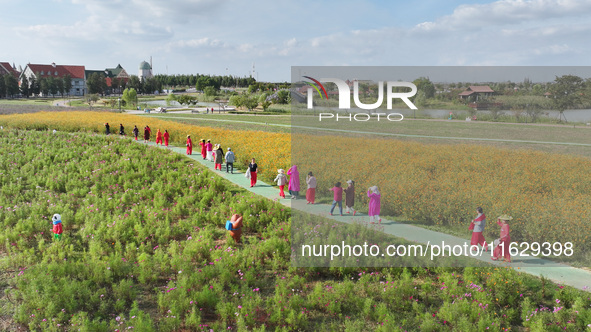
[20,62,86,96]
[0,62,20,78]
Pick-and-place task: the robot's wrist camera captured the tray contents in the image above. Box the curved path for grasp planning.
[138,139,591,292]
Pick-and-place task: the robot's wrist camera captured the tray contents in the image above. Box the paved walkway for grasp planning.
[140,139,591,292]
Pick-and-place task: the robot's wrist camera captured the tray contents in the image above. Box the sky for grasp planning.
[2,0,591,82]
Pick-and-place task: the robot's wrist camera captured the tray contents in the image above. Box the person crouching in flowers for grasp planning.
[274,169,287,198]
[225,214,243,243]
[367,186,381,223]
[492,215,512,262]
[52,214,63,240]
[470,207,488,251]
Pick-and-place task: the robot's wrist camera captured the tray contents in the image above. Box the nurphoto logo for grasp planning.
[303,76,418,110]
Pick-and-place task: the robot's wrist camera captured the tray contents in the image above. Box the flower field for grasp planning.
[1,111,590,257]
[1,129,591,331]
[293,133,591,256]
[0,111,290,184]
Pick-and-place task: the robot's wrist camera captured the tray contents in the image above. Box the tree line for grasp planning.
[0,73,73,98]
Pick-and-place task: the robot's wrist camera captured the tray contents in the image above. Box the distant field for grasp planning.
[144,113,591,157]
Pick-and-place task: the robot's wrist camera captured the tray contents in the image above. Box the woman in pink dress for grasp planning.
[206,139,213,161]
[367,186,381,224]
[492,215,512,262]
[287,165,300,199]
[306,171,316,204]
[470,207,488,251]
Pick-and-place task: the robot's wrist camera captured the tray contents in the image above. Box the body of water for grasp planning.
[144,100,221,108]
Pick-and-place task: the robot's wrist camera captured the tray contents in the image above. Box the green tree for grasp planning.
[39,77,49,96]
[550,75,585,122]
[243,95,259,111]
[0,75,6,98]
[128,75,142,94]
[413,77,435,99]
[4,74,19,98]
[31,77,40,96]
[20,76,29,98]
[122,88,137,108]
[55,78,65,97]
[258,93,271,111]
[46,76,58,96]
[62,75,72,97]
[177,94,197,106]
[276,90,290,104]
[165,93,178,106]
[87,73,106,95]
[85,93,99,109]
[229,94,245,108]
[204,86,218,97]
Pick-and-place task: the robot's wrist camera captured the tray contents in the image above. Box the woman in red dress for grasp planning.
[186,135,193,155]
[492,215,512,262]
[199,139,207,159]
[470,207,488,251]
[156,129,163,145]
[163,130,170,147]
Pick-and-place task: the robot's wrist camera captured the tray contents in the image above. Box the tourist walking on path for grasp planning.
[225,148,235,173]
[470,207,488,251]
[186,135,193,155]
[248,158,258,187]
[274,169,287,198]
[306,172,316,204]
[367,186,381,223]
[492,215,512,262]
[105,123,110,135]
[287,165,300,199]
[156,129,163,146]
[119,124,125,136]
[206,139,213,162]
[133,125,139,140]
[163,130,170,147]
[52,214,63,240]
[330,182,344,216]
[214,144,224,170]
[143,125,151,143]
[344,180,356,215]
[200,139,207,159]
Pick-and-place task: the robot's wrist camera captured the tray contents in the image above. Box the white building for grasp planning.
[139,60,153,81]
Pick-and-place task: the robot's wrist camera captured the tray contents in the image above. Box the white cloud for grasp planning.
[415,0,591,31]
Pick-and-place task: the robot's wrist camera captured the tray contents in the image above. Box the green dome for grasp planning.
[139,61,151,70]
